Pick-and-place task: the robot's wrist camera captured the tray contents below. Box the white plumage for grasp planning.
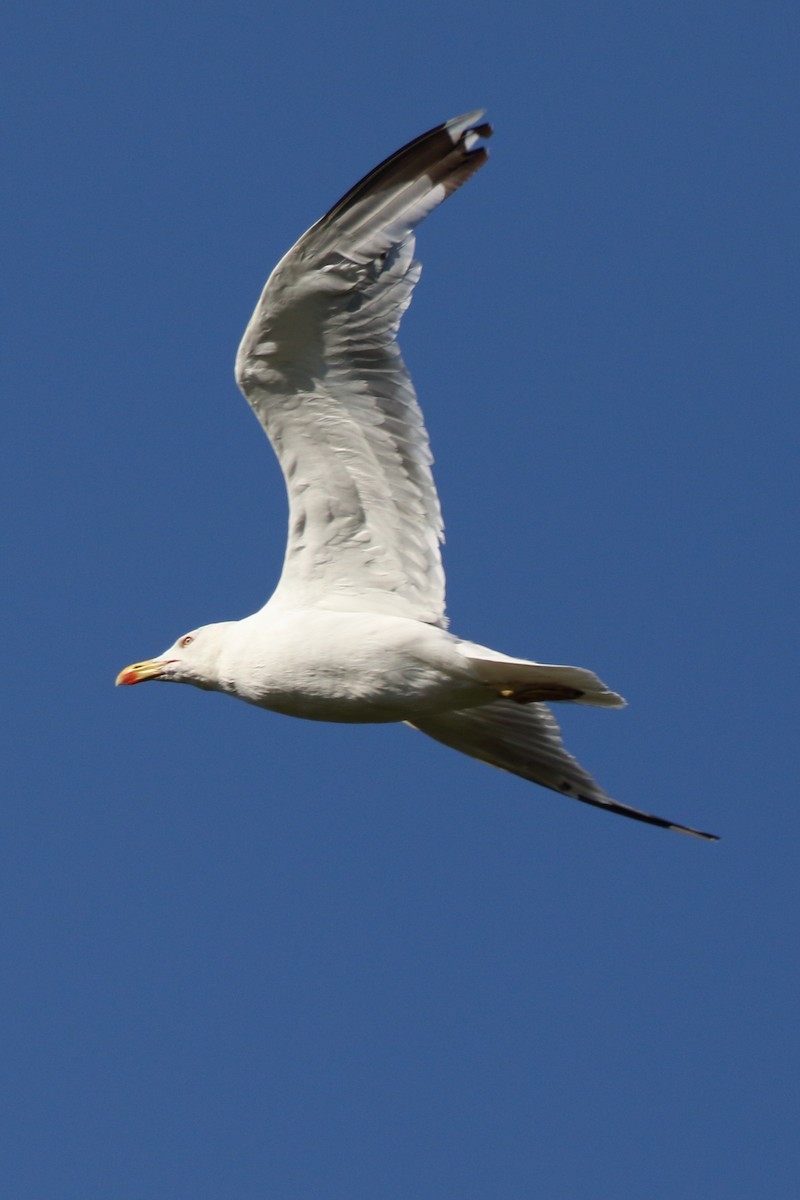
[117,112,716,841]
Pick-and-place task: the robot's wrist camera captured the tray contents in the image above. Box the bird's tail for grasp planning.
[407,699,718,840]
[455,641,627,708]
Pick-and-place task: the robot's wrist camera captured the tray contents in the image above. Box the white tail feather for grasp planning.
[456,642,626,708]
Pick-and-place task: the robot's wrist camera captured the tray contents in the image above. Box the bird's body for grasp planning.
[209,609,491,723]
[117,111,716,841]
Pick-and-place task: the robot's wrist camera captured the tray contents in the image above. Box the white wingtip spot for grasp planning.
[445,110,487,142]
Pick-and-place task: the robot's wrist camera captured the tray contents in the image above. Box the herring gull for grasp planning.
[116,111,716,840]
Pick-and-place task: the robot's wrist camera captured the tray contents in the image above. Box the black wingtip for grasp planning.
[569,787,719,841]
[670,823,720,842]
[316,111,492,233]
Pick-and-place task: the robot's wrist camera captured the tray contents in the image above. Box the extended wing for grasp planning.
[235,112,492,625]
[410,700,718,840]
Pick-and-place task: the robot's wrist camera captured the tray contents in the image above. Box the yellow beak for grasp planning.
[115,658,172,686]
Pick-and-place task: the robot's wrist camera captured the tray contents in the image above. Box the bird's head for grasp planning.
[116,623,235,692]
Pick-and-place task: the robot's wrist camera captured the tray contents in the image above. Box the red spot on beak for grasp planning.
[115,667,141,686]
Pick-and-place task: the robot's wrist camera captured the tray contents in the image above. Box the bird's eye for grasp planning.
[179,635,194,648]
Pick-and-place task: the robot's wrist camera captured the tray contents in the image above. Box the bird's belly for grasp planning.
[242,662,491,723]
[223,612,493,723]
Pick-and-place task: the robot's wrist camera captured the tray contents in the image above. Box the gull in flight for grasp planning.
[117,111,716,840]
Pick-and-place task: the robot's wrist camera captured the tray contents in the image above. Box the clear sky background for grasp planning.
[4,2,798,1197]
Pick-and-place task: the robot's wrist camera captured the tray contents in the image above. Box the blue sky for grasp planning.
[4,2,798,1196]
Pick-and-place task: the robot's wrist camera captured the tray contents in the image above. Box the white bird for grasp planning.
[117,111,716,841]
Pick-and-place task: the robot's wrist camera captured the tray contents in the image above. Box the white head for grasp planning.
[116,622,237,693]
